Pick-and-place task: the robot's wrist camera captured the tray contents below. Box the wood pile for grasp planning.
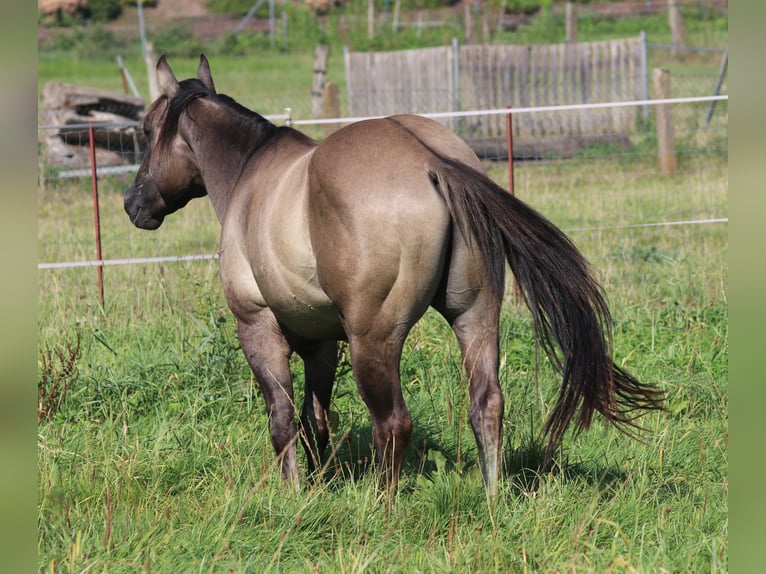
[40,82,146,168]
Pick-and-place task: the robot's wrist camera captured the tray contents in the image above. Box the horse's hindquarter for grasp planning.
[220,147,343,339]
[386,114,484,172]
[307,117,454,337]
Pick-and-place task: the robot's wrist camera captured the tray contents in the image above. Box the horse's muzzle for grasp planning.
[124,184,164,230]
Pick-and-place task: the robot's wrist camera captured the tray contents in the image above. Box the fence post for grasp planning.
[88,123,105,307]
[704,47,728,128]
[464,2,472,43]
[145,41,159,103]
[117,55,140,98]
[368,0,375,39]
[653,68,676,177]
[282,9,288,52]
[312,45,330,120]
[565,0,577,44]
[136,0,147,57]
[506,106,519,301]
[452,37,461,124]
[668,0,685,49]
[392,0,402,32]
[640,31,649,122]
[268,0,275,47]
[506,107,514,197]
[321,82,340,137]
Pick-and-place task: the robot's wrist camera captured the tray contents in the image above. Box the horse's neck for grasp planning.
[183,112,277,223]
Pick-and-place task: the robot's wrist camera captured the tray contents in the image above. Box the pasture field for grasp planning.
[38,6,727,568]
[38,143,727,571]
[37,1,728,124]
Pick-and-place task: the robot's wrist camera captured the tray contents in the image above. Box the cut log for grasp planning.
[40,82,146,168]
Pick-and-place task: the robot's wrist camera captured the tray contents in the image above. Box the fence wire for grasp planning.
[38,100,728,328]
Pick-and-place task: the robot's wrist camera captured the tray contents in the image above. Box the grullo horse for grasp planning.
[125,55,662,495]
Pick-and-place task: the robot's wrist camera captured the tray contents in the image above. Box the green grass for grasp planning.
[37,7,727,572]
[38,49,347,123]
[38,147,727,572]
[37,1,728,121]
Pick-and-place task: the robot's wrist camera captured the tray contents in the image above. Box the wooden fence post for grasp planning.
[312,45,330,119]
[464,3,472,44]
[145,41,159,103]
[653,68,675,177]
[321,82,340,137]
[668,0,685,49]
[368,0,375,39]
[566,0,577,44]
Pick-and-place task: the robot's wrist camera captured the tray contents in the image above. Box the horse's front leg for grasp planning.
[237,313,300,489]
[297,340,339,477]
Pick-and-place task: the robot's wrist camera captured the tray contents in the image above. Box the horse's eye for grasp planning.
[143,124,153,138]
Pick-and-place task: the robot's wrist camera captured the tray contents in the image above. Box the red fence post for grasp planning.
[506,106,519,301]
[506,106,515,197]
[88,123,105,307]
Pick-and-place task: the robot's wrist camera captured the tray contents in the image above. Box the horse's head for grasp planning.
[124,54,216,230]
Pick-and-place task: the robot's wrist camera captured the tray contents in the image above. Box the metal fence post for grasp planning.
[506,106,519,301]
[640,30,649,122]
[704,47,728,128]
[452,37,460,114]
[88,123,105,307]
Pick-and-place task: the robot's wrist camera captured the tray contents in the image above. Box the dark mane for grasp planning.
[156,78,277,148]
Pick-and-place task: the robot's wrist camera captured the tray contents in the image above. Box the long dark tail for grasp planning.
[429,157,664,458]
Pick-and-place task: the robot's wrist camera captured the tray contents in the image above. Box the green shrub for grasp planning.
[150,24,205,58]
[210,30,274,56]
[41,25,132,59]
[86,0,122,22]
[38,8,87,27]
[503,0,543,15]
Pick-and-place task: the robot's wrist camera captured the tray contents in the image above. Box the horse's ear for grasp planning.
[156,54,179,99]
[197,54,216,94]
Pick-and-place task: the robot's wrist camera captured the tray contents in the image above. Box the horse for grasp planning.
[124,54,663,496]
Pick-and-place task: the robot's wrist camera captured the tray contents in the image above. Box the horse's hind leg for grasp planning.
[237,314,300,490]
[455,309,504,496]
[436,291,504,496]
[347,329,412,491]
[297,341,339,476]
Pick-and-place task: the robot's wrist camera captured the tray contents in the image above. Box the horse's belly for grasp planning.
[248,222,347,340]
[221,250,344,339]
[267,274,346,340]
